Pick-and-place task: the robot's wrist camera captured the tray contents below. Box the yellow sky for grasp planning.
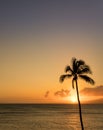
[0,1,103,103]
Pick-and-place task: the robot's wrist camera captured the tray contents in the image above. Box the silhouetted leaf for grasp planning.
[77,60,85,68]
[65,66,73,74]
[59,74,72,83]
[72,57,77,73]
[72,79,75,89]
[79,75,95,85]
[77,65,92,74]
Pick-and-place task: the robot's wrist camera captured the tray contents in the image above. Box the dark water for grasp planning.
[0,104,103,130]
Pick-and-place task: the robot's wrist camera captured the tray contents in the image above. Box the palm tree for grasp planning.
[59,57,95,130]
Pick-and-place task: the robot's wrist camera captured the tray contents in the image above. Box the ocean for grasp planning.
[0,104,103,130]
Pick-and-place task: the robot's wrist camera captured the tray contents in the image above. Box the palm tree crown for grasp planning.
[60,57,95,89]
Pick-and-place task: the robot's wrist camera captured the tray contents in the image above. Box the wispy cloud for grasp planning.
[45,85,103,100]
[54,89,70,97]
[80,85,103,96]
[44,91,50,98]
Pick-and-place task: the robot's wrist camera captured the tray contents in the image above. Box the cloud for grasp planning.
[44,91,50,98]
[54,89,70,97]
[80,85,103,96]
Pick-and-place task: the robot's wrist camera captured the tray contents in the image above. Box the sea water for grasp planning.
[0,104,103,130]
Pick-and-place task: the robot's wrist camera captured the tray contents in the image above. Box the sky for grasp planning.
[0,0,103,103]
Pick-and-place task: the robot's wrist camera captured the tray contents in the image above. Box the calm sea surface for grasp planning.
[0,104,103,130]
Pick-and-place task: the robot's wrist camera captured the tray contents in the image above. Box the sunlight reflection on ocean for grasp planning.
[0,104,103,130]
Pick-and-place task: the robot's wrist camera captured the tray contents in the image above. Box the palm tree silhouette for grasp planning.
[59,57,95,130]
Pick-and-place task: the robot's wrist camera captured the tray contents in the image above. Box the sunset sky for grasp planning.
[0,0,103,103]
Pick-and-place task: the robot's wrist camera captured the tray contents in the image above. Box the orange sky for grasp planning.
[0,1,103,103]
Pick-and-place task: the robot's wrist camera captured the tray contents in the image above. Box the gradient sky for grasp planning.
[0,0,103,103]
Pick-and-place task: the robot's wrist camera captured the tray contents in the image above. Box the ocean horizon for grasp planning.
[0,104,103,130]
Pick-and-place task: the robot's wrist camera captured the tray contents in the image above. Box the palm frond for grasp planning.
[71,57,77,73]
[79,75,95,85]
[72,79,75,89]
[77,60,85,68]
[78,65,92,74]
[65,66,73,74]
[59,74,72,83]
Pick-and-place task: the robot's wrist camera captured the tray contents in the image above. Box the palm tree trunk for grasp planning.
[75,80,84,130]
